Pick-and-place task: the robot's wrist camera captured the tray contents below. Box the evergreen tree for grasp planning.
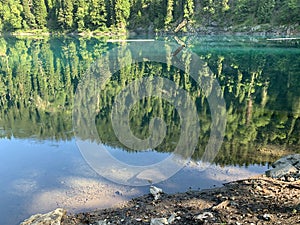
[21,0,36,28]
[0,0,23,31]
[74,0,87,31]
[33,0,48,28]
[184,0,194,19]
[165,0,174,27]
[57,0,74,29]
[88,0,107,30]
[114,0,130,29]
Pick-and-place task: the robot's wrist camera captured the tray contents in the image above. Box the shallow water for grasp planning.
[0,35,299,225]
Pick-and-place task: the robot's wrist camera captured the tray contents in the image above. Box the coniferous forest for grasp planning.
[0,0,299,33]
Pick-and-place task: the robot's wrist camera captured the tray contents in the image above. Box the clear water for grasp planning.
[0,35,299,225]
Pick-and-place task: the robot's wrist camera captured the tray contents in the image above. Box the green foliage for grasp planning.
[114,0,130,29]
[0,0,299,32]
[33,0,47,28]
[57,0,74,29]
[88,0,107,30]
[0,0,23,31]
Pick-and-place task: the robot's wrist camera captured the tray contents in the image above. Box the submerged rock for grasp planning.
[20,208,66,225]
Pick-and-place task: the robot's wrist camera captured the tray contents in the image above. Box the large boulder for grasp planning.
[266,154,300,179]
[20,208,66,225]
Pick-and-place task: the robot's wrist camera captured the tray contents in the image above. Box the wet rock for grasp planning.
[150,218,168,225]
[150,186,163,200]
[20,208,66,225]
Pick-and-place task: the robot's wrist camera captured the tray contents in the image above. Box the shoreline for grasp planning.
[1,24,300,38]
[63,175,300,224]
[20,154,300,225]
[27,175,299,225]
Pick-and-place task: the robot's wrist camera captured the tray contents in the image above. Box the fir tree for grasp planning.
[33,0,48,28]
[88,0,107,30]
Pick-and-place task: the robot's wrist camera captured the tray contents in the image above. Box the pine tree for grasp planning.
[33,0,48,28]
[21,0,36,28]
[0,0,23,31]
[88,0,107,30]
[184,0,194,19]
[57,0,74,29]
[165,0,174,27]
[114,0,130,29]
[74,0,87,31]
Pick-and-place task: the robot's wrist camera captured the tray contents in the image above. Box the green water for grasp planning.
[1,36,299,165]
[0,35,299,225]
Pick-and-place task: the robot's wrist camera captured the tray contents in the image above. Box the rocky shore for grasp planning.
[21,155,300,225]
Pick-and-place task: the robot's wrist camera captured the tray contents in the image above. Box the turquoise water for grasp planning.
[0,35,299,224]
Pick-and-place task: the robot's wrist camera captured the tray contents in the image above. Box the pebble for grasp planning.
[194,212,214,221]
[167,213,176,224]
[150,186,163,201]
[150,218,168,225]
[262,214,271,221]
[92,220,107,225]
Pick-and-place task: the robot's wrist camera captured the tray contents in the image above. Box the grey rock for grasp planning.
[194,212,214,221]
[92,220,107,225]
[20,208,66,225]
[167,213,176,224]
[266,154,300,178]
[150,185,163,200]
[272,154,300,168]
[266,163,298,178]
[150,218,168,225]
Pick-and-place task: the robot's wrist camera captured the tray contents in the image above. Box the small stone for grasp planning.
[115,190,122,196]
[287,176,295,182]
[167,213,176,224]
[150,218,168,225]
[93,220,107,225]
[150,186,163,201]
[262,214,271,221]
[135,218,142,222]
[255,185,263,191]
[194,212,214,221]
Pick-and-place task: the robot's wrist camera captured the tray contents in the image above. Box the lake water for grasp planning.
[0,35,299,225]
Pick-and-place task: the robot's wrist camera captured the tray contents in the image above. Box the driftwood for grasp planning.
[174,19,188,33]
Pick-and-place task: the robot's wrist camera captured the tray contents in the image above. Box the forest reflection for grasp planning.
[0,36,299,166]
